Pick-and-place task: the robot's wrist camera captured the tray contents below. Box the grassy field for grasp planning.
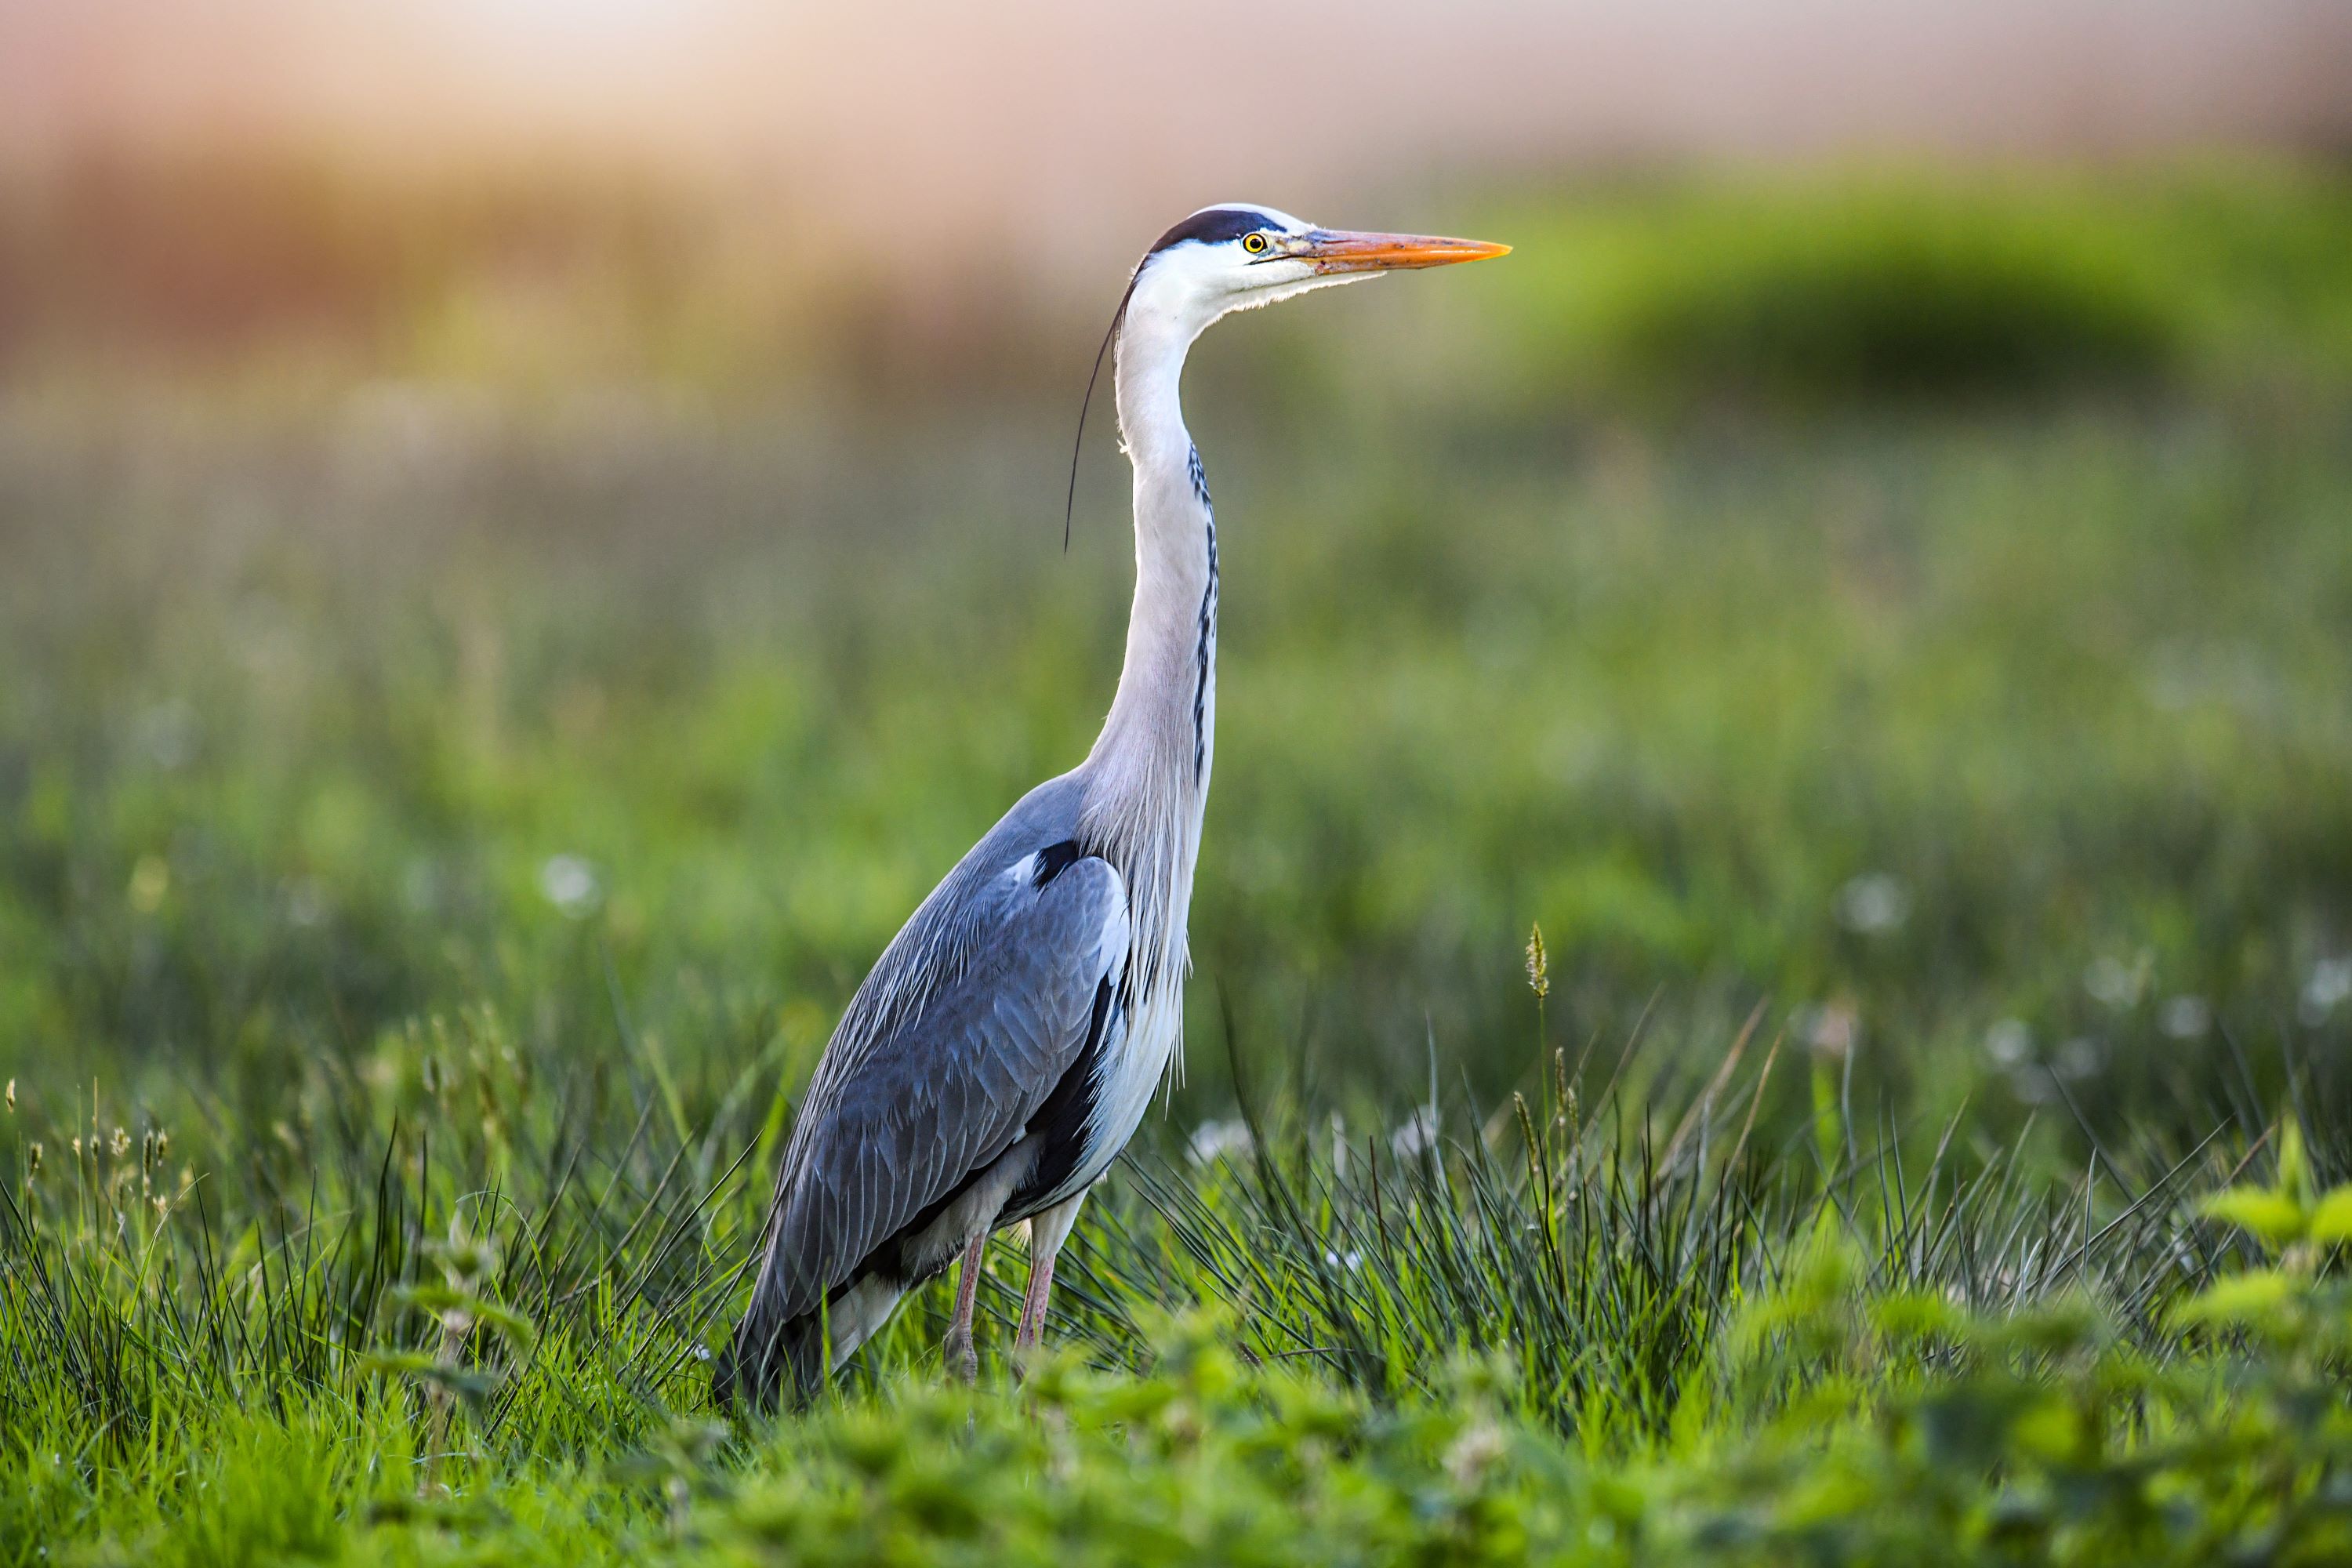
[5,162,2352,1564]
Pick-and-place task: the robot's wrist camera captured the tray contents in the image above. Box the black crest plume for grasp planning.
[1065,263,1145,553]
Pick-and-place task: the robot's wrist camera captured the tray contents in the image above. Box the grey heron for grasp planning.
[718,204,1507,1407]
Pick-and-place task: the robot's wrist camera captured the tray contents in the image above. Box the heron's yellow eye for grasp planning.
[1243,232,1270,255]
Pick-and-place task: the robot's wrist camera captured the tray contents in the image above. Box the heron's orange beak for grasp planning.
[1296,230,1511,274]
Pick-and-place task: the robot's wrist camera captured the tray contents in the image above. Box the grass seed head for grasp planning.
[1525,923,1549,1000]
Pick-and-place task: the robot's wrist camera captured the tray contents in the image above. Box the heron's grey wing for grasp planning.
[744,851,1129,1333]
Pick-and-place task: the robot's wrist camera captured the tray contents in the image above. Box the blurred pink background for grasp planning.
[6,0,2347,263]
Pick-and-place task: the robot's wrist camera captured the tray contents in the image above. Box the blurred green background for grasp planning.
[5,143,2350,1156]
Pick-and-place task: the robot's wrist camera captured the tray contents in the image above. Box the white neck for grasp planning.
[1083,287,1218,821]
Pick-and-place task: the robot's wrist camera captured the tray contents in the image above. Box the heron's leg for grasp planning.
[1015,1192,1086,1356]
[942,1232,986,1382]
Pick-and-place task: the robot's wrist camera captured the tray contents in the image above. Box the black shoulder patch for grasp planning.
[1149,207,1270,255]
[1032,840,1085,887]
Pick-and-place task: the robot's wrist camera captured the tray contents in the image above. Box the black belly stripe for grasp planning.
[1189,445,1217,785]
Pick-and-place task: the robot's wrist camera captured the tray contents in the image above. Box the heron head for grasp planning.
[1127,203,1509,339]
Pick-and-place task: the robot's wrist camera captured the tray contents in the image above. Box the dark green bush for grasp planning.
[1476,165,2352,408]
[1600,196,2180,401]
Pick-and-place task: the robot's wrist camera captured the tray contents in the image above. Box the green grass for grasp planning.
[8,1017,2351,1564]
[5,162,2352,1563]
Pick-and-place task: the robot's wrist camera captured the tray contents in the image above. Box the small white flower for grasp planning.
[2085,953,2151,1010]
[1445,1421,1508,1489]
[1390,1105,1441,1162]
[1186,1119,1254,1167]
[1797,1001,1859,1061]
[539,855,602,919]
[2301,958,2352,1026]
[285,880,328,929]
[2008,1066,2058,1105]
[2159,996,2211,1040]
[1984,1018,2033,1068]
[1835,873,1911,936]
[2054,1037,2105,1082]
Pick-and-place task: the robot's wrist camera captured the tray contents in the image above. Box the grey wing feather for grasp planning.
[739,799,1128,1346]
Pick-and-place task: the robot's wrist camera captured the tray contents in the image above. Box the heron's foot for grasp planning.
[1010,1321,1047,1383]
[943,1323,978,1384]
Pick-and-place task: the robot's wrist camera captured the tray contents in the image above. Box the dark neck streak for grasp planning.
[1188,445,1218,786]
